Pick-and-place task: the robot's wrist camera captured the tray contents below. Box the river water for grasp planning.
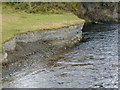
[2,24,119,88]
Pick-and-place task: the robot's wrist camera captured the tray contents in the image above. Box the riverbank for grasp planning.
[1,4,85,67]
[2,23,84,66]
[1,3,85,52]
[2,13,84,42]
[1,13,84,52]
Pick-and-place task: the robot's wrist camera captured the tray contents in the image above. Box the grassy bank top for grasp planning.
[1,4,85,52]
[2,13,84,43]
[2,3,84,43]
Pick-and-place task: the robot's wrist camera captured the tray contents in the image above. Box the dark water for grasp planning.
[2,24,119,88]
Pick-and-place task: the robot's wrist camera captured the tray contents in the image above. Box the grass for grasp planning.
[2,13,84,42]
[1,5,85,52]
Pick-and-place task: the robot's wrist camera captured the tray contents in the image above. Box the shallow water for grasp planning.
[2,24,119,88]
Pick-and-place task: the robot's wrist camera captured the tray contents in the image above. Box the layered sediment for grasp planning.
[2,23,84,65]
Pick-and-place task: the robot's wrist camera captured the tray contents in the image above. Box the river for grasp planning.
[2,24,119,88]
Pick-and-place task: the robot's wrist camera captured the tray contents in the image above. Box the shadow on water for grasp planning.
[81,23,119,43]
[82,23,118,32]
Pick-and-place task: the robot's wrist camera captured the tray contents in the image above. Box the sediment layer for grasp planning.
[2,23,84,65]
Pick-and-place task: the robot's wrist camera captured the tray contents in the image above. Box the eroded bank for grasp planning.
[2,23,84,66]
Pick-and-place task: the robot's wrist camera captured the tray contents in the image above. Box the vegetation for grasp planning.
[1,3,84,52]
[3,2,79,14]
[100,2,109,8]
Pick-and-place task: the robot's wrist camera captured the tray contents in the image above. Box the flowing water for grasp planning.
[2,24,119,88]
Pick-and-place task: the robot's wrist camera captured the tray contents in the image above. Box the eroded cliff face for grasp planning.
[2,24,84,65]
[76,2,119,23]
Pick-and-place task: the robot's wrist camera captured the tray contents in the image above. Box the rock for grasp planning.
[76,2,119,23]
